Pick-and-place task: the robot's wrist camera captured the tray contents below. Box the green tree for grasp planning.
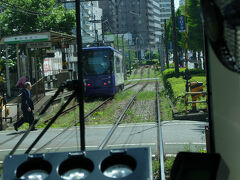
[0,0,76,36]
[187,0,203,52]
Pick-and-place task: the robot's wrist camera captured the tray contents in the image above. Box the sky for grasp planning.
[174,0,179,9]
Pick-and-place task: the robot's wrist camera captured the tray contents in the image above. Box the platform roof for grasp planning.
[0,31,76,46]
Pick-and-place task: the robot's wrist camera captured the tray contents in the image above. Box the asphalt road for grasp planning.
[0,121,208,161]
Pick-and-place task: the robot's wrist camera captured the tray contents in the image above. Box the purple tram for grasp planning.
[83,46,124,96]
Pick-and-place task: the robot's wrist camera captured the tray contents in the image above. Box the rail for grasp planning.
[5,80,143,153]
[98,83,147,150]
[156,81,166,180]
[33,97,112,153]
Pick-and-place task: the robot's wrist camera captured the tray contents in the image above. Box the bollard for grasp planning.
[189,81,204,112]
[205,126,211,153]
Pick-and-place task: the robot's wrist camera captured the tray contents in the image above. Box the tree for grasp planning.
[166,8,185,68]
[166,0,204,69]
[187,0,203,52]
[0,0,76,36]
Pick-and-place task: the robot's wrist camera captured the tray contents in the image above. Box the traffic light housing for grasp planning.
[2,147,152,180]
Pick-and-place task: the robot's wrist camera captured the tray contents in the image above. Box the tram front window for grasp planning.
[83,50,111,75]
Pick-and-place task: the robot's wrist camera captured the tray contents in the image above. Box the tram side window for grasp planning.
[116,57,121,73]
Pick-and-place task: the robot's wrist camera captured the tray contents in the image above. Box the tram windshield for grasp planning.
[83,49,111,75]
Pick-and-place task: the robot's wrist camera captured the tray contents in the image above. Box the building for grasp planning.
[61,1,103,73]
[99,0,164,50]
[159,0,172,28]
[179,0,185,7]
[63,1,103,42]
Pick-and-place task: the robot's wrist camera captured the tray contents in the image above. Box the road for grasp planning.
[0,121,208,161]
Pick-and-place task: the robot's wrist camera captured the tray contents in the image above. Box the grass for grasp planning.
[167,75,207,113]
[152,156,175,180]
[18,98,106,129]
[127,68,157,81]
[137,91,155,101]
[159,90,173,121]
[165,157,175,179]
[125,110,147,123]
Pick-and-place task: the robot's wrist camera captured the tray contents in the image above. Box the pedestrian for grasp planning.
[16,75,29,89]
[14,82,36,131]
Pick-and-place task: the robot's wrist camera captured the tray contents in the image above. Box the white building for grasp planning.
[159,0,171,28]
[63,1,103,73]
[147,0,162,47]
[64,1,103,41]
[179,0,185,7]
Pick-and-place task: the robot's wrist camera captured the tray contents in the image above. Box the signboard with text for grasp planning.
[178,15,186,32]
[4,33,50,44]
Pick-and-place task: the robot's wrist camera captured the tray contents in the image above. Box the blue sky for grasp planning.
[175,0,179,9]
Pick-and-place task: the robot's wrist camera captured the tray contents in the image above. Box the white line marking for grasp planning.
[164,142,206,145]
[165,154,177,157]
[108,143,156,147]
[127,78,160,81]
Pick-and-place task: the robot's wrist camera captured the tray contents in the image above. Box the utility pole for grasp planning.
[109,0,122,50]
[164,20,169,68]
[171,0,179,76]
[101,16,105,43]
[185,0,189,71]
[76,0,85,151]
[93,15,98,43]
[5,45,11,97]
[116,5,119,50]
[122,35,127,79]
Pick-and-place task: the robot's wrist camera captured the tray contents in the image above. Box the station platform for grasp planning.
[2,89,60,130]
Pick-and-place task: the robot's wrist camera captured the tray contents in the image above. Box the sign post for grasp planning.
[178,15,186,32]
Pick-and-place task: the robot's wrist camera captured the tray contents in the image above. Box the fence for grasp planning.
[44,70,71,89]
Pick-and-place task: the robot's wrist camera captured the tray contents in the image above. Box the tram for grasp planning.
[2,0,240,179]
[83,46,124,96]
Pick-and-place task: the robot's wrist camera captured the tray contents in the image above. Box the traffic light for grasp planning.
[2,147,152,180]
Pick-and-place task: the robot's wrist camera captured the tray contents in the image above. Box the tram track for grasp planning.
[97,67,150,150]
[0,82,141,150]
[2,66,166,179]
[31,83,145,153]
[3,67,153,153]
[96,79,166,179]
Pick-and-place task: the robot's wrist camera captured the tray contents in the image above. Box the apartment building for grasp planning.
[99,0,163,49]
[179,0,185,7]
[159,0,172,28]
[64,1,102,42]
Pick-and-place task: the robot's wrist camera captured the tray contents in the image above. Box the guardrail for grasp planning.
[185,91,208,113]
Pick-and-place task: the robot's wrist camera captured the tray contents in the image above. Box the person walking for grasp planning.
[14,82,36,131]
[16,76,29,89]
